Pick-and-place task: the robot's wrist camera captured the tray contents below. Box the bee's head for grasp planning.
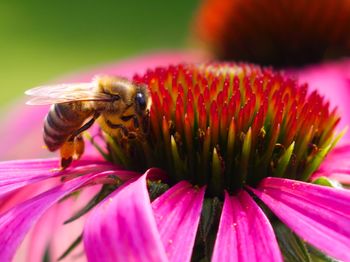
[94,75,151,114]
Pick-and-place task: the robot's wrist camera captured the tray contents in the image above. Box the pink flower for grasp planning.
[1,61,350,262]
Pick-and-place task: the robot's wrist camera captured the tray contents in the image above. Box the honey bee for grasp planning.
[26,75,151,169]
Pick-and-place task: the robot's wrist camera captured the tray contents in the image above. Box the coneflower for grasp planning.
[193,0,350,67]
[1,62,350,261]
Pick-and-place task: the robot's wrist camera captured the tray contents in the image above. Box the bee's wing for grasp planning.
[25,83,111,105]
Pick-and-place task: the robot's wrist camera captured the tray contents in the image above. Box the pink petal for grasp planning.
[0,158,119,198]
[0,51,204,160]
[0,157,128,214]
[26,185,99,262]
[24,202,61,262]
[0,171,112,261]
[152,181,205,262]
[212,190,282,262]
[0,178,59,215]
[84,169,168,262]
[13,206,57,262]
[313,144,350,183]
[291,58,350,142]
[251,177,350,261]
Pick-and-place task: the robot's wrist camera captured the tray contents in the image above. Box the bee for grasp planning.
[26,75,151,169]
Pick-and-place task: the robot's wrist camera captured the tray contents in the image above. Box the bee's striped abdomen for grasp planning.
[43,103,91,151]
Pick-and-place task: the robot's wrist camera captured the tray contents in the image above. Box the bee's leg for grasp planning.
[60,135,85,169]
[142,110,150,135]
[105,119,127,134]
[127,132,137,139]
[73,135,85,160]
[119,124,138,139]
[60,139,75,169]
[119,125,130,138]
[70,112,100,137]
[106,120,137,139]
[59,113,99,169]
[133,116,139,128]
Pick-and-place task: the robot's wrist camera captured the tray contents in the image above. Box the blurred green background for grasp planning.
[0,0,199,111]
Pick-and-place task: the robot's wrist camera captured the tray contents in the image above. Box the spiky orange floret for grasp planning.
[108,63,340,195]
[193,0,350,67]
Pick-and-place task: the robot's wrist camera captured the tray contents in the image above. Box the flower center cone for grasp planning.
[103,63,342,197]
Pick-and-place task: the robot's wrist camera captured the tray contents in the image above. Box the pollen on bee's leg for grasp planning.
[60,140,75,169]
[73,135,85,160]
